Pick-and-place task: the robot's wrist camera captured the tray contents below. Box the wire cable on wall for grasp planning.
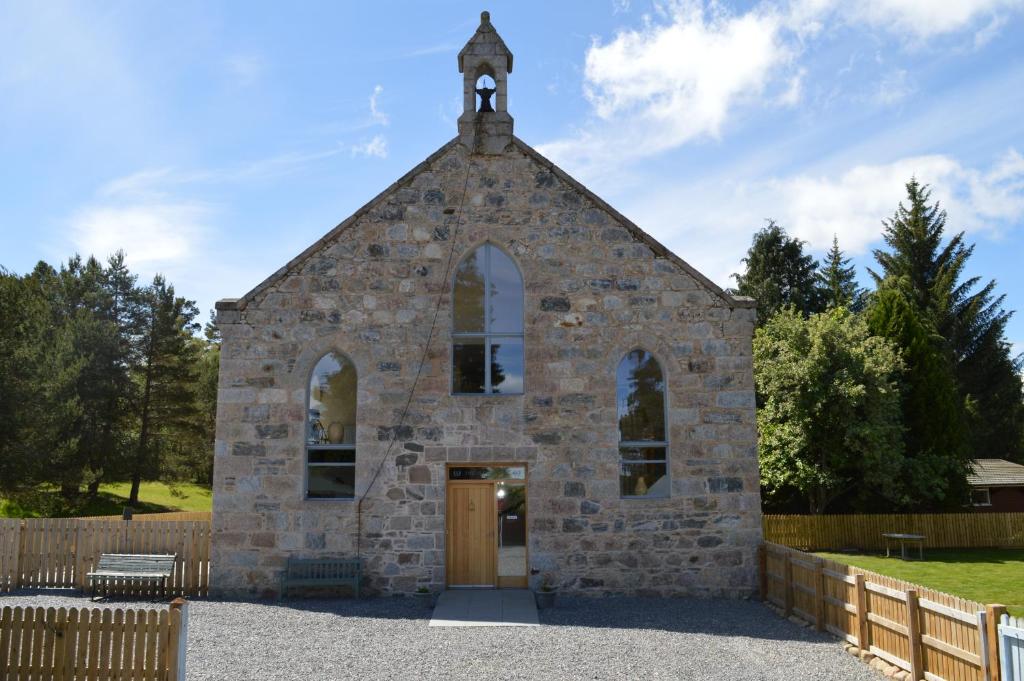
[356,152,475,560]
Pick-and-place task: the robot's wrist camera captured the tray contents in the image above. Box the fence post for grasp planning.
[813,558,825,632]
[855,573,869,651]
[758,544,767,602]
[169,598,189,681]
[986,603,1007,681]
[783,551,793,618]
[906,589,924,681]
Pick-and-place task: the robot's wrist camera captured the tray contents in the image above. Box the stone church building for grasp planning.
[211,12,761,598]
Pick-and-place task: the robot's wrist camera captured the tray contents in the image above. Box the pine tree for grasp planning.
[871,178,1024,461]
[868,289,971,509]
[818,235,862,310]
[733,220,822,325]
[128,276,201,505]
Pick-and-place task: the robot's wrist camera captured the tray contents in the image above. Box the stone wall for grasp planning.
[212,138,761,598]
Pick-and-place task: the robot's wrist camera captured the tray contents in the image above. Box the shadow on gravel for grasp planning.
[231,595,834,643]
[1,590,833,644]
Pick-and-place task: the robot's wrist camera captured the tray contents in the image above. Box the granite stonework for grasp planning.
[211,13,761,600]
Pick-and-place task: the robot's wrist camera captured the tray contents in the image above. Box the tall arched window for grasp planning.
[306,352,357,499]
[617,349,668,498]
[452,244,524,394]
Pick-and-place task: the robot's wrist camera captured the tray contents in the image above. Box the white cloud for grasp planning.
[843,0,1021,38]
[539,0,1024,180]
[973,14,1009,47]
[538,1,795,177]
[223,54,264,87]
[70,201,209,266]
[369,85,389,126]
[620,149,1024,288]
[873,69,915,106]
[351,134,388,159]
[788,0,1022,39]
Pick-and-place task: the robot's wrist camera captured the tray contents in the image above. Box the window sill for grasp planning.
[620,495,670,501]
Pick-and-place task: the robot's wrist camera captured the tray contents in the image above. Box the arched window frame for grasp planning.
[616,348,670,499]
[451,243,525,395]
[305,351,358,500]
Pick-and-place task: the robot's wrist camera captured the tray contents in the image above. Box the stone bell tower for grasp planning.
[457,11,514,154]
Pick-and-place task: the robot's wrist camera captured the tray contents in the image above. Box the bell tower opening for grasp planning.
[457,11,514,153]
[475,74,496,113]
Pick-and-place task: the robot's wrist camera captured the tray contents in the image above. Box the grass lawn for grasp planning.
[0,481,212,518]
[816,549,1024,616]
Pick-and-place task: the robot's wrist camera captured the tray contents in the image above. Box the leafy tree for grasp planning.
[733,220,822,325]
[868,289,971,509]
[870,178,1024,461]
[755,308,904,514]
[818,235,863,310]
[128,276,201,504]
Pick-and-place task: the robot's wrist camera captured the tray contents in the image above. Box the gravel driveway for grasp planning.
[2,592,879,680]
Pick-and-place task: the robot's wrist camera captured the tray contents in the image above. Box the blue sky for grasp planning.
[2,0,1023,354]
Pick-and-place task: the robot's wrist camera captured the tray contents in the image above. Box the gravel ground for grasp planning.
[1,591,880,680]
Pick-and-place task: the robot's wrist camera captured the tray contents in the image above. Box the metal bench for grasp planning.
[882,532,925,560]
[87,553,176,599]
[279,557,361,599]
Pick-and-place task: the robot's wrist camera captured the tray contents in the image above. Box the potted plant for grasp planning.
[412,586,434,607]
[534,576,557,610]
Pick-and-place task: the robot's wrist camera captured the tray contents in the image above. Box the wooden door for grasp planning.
[447,483,495,586]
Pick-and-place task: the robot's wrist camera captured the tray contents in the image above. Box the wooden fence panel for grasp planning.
[1001,614,1024,681]
[764,542,989,681]
[0,603,183,681]
[764,513,1024,550]
[0,518,210,597]
[0,519,20,593]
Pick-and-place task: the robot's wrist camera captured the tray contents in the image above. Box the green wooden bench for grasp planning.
[279,557,361,599]
[87,553,176,599]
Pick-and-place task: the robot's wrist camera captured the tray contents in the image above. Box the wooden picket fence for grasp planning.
[0,518,211,597]
[763,513,1024,551]
[0,599,188,680]
[762,542,1008,681]
[1002,613,1024,681]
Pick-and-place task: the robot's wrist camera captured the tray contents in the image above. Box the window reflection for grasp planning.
[452,244,524,394]
[616,349,668,498]
[616,349,666,442]
[490,338,523,394]
[307,353,357,499]
[488,248,523,333]
[453,249,485,333]
[496,482,526,578]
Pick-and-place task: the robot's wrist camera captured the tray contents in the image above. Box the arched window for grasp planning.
[616,349,668,498]
[306,352,357,499]
[452,244,524,395]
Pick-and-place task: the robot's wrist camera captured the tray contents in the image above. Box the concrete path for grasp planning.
[428,588,539,627]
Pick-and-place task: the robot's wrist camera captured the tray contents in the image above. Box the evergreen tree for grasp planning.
[868,289,971,509]
[129,276,201,505]
[818,235,863,310]
[871,178,1024,461]
[733,220,822,325]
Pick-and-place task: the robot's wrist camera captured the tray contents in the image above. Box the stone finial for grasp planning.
[457,10,514,154]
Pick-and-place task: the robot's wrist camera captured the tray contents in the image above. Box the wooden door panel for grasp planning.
[447,484,494,586]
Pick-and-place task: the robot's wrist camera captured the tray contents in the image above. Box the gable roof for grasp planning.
[216,136,754,313]
[968,458,1024,488]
